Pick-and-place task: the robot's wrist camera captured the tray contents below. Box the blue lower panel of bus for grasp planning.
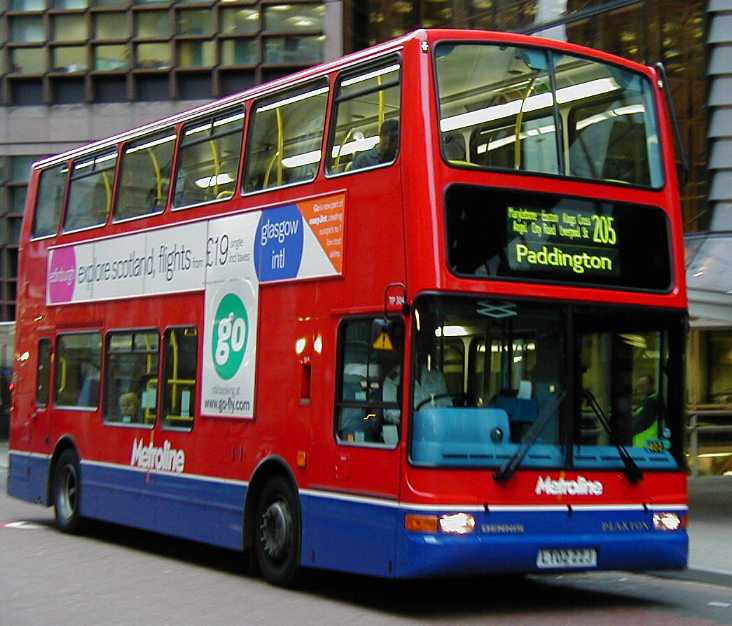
[394,507,688,578]
[6,453,51,505]
[80,463,247,551]
[299,493,687,578]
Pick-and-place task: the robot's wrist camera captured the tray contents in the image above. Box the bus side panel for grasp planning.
[80,462,246,550]
[300,492,398,577]
[7,452,51,506]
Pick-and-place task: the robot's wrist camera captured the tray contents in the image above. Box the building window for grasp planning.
[53,14,88,42]
[54,332,102,409]
[707,331,732,405]
[10,16,45,43]
[162,327,197,430]
[135,42,171,69]
[264,4,325,33]
[52,46,89,72]
[135,11,170,39]
[94,13,130,40]
[10,0,46,9]
[221,7,260,35]
[94,44,130,71]
[220,39,258,65]
[263,35,324,64]
[104,330,159,425]
[10,48,47,74]
[176,9,212,36]
[177,40,215,68]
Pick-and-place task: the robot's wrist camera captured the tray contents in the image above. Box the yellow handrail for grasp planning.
[209,139,221,197]
[147,148,163,206]
[513,76,536,170]
[275,107,284,186]
[101,171,112,219]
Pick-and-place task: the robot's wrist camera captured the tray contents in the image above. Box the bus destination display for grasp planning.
[446,185,672,291]
[506,206,620,277]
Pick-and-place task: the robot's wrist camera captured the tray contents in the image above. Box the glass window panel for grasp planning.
[336,317,404,445]
[220,39,258,65]
[557,53,663,188]
[54,333,102,409]
[33,164,67,238]
[11,155,37,182]
[36,339,52,406]
[92,0,128,7]
[104,330,159,425]
[52,46,88,72]
[162,327,197,430]
[10,47,46,73]
[135,11,170,38]
[244,79,328,193]
[176,9,212,35]
[178,40,214,68]
[221,7,260,35]
[10,0,45,10]
[264,4,325,33]
[327,59,401,174]
[64,150,117,231]
[10,16,45,43]
[706,331,732,404]
[94,13,129,39]
[263,35,323,64]
[53,0,88,7]
[173,108,244,207]
[135,42,171,69]
[10,188,27,214]
[53,15,87,42]
[116,128,175,220]
[94,44,130,70]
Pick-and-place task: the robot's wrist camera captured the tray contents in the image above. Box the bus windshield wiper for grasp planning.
[494,390,566,483]
[582,389,643,484]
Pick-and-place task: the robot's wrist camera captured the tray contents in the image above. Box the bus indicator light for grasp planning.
[405,514,438,533]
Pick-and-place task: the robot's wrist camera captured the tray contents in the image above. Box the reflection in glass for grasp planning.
[264,4,325,33]
[94,13,130,40]
[53,14,87,41]
[10,16,45,43]
[176,9,212,36]
[33,164,67,238]
[10,0,45,10]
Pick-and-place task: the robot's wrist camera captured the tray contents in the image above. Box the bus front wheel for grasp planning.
[53,449,83,534]
[255,475,300,586]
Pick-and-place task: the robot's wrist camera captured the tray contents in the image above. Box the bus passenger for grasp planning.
[632,374,660,447]
[119,391,140,424]
[352,119,399,170]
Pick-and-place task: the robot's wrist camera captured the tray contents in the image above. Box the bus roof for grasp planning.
[33,28,654,171]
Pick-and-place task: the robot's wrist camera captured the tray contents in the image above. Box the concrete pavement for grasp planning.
[1,439,730,586]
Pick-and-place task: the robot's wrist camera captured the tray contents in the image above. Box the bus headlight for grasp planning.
[652,512,683,531]
[439,513,476,534]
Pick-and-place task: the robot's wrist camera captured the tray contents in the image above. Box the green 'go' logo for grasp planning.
[212,293,248,380]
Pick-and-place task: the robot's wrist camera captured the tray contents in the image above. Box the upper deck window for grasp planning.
[115,128,176,221]
[64,150,118,232]
[173,108,244,209]
[435,43,663,189]
[32,163,67,239]
[326,56,401,175]
[243,78,329,193]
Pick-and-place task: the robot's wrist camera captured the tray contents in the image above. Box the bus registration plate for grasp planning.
[536,548,597,569]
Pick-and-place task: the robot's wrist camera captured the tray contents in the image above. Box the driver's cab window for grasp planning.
[336,317,403,446]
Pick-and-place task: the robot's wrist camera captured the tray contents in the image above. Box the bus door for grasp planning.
[313,315,404,576]
[27,337,53,451]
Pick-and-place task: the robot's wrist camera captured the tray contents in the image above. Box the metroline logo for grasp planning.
[130,439,186,473]
[535,475,603,496]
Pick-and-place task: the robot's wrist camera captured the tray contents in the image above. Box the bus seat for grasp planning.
[443,132,466,161]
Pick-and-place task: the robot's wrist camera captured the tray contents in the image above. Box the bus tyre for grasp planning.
[53,449,83,534]
[255,476,300,586]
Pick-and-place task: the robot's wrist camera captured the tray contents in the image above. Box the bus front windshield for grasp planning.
[435,42,663,188]
[410,295,684,473]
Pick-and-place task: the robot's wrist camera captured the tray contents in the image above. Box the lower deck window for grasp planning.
[54,332,102,409]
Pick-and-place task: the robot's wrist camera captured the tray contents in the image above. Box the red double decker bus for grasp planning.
[8,29,688,585]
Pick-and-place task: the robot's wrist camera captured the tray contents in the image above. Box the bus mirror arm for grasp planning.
[654,62,689,187]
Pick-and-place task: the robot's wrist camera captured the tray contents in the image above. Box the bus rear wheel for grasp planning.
[254,476,300,586]
[53,449,83,534]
